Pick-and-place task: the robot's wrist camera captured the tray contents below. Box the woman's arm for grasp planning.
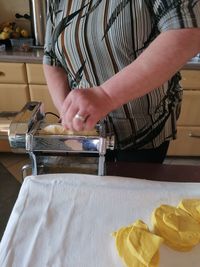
[101,28,200,108]
[43,64,70,116]
[60,28,200,131]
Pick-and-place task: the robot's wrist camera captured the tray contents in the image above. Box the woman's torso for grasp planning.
[45,0,182,149]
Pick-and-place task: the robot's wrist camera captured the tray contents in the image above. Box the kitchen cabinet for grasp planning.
[167,70,200,156]
[0,62,58,116]
[26,63,46,84]
[26,63,59,122]
[0,63,30,111]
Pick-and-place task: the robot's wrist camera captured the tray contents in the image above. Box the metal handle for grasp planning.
[0,71,5,76]
[189,133,200,138]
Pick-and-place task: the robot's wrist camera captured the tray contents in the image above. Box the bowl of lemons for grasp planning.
[0,21,33,51]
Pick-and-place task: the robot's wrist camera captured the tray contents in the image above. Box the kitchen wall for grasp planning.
[0,0,30,31]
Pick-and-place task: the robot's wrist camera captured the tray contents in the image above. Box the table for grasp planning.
[107,162,200,182]
[1,168,200,267]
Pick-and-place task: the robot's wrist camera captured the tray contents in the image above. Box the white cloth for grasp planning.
[0,173,200,267]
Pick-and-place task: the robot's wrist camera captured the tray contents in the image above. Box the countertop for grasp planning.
[0,48,44,64]
[0,48,200,69]
[184,54,200,70]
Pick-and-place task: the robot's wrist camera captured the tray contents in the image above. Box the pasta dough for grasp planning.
[42,124,98,136]
[152,205,200,251]
[113,199,200,266]
[178,199,200,223]
[113,220,163,267]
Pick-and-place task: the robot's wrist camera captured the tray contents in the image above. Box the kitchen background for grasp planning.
[0,0,199,255]
[0,0,200,183]
[0,0,30,32]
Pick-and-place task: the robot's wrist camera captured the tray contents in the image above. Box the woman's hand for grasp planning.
[60,86,114,131]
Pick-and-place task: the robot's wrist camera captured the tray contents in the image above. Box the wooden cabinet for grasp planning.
[26,64,58,121]
[0,62,58,116]
[0,63,30,111]
[26,63,46,84]
[0,84,29,111]
[29,84,58,115]
[168,70,200,156]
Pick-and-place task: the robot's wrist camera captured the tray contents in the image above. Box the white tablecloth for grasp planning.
[0,173,200,267]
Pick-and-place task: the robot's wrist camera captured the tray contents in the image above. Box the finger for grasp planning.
[61,103,79,130]
[73,113,89,131]
[60,97,72,119]
[84,114,98,131]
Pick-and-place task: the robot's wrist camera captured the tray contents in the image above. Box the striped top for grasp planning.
[43,0,200,150]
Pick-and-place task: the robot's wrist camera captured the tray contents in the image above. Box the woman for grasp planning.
[43,0,200,163]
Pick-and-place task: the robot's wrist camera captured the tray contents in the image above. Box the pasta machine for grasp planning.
[1,102,115,177]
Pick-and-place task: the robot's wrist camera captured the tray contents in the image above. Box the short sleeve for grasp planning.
[152,0,200,32]
[43,0,62,67]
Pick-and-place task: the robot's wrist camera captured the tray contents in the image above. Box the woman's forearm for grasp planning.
[43,64,70,115]
[101,28,200,110]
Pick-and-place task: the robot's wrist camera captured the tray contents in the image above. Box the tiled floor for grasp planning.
[0,152,200,183]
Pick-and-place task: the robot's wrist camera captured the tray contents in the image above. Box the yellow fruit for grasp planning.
[20,29,29,38]
[0,31,10,40]
[0,21,14,32]
[15,26,21,33]
[3,26,13,33]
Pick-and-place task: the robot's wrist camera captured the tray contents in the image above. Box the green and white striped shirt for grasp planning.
[44,0,200,149]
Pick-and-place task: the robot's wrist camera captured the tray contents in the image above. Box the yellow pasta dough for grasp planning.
[152,204,200,251]
[113,220,163,267]
[112,199,200,266]
[42,124,98,136]
[178,199,200,223]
